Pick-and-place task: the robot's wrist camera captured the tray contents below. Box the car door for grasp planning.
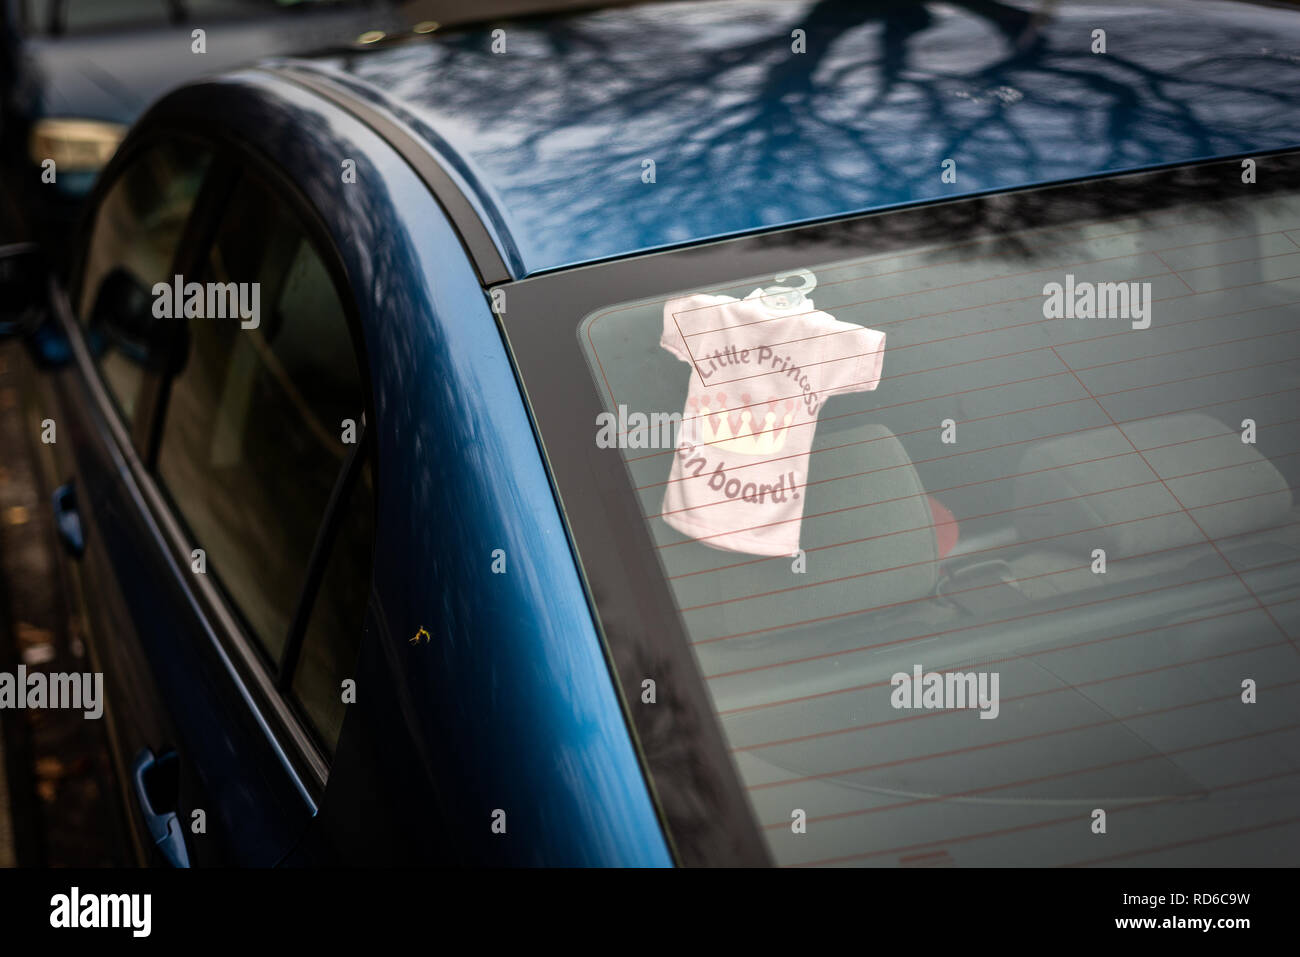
[47,128,373,865]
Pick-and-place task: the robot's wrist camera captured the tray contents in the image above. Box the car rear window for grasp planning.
[512,153,1300,866]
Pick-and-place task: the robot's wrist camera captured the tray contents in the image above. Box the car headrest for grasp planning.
[1012,413,1292,559]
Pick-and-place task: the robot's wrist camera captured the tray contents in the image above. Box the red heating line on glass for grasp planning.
[640,319,1300,496]
[736,636,1292,757]
[669,262,1299,409]
[623,264,1300,450]
[669,435,1298,569]
[759,718,1300,831]
[788,767,1300,868]
[654,412,1281,521]
[653,396,1300,532]
[585,204,1298,416]
[637,331,1300,491]
[668,385,1300,581]
[679,305,1300,414]
[622,286,1300,456]
[701,554,1300,671]
[716,589,1286,719]
[1061,814,1300,867]
[683,490,1299,617]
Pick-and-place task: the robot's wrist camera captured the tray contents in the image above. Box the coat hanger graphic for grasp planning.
[759,268,817,311]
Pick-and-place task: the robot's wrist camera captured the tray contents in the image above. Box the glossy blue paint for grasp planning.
[147,73,672,865]
[290,0,1300,277]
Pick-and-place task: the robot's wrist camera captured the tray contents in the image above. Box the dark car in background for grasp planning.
[0,0,403,257]
[0,0,1298,867]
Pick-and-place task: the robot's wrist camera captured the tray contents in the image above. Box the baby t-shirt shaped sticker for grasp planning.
[660,288,886,557]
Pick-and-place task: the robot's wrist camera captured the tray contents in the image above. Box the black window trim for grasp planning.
[279,421,372,757]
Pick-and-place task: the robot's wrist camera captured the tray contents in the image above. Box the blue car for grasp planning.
[2,0,1299,867]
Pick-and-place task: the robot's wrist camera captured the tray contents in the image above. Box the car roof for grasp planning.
[279,0,1300,279]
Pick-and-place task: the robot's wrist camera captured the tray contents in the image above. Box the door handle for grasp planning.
[131,749,191,868]
[51,481,84,556]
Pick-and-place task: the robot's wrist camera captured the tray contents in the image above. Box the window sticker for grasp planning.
[660,274,885,556]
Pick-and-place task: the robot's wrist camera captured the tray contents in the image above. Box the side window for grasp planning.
[154,171,370,708]
[77,138,211,424]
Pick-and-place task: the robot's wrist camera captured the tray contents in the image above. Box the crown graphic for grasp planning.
[691,393,795,456]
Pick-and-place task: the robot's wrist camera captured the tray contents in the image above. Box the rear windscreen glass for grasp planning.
[518,155,1300,867]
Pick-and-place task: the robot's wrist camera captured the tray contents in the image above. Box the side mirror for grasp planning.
[0,242,48,338]
[88,267,188,375]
